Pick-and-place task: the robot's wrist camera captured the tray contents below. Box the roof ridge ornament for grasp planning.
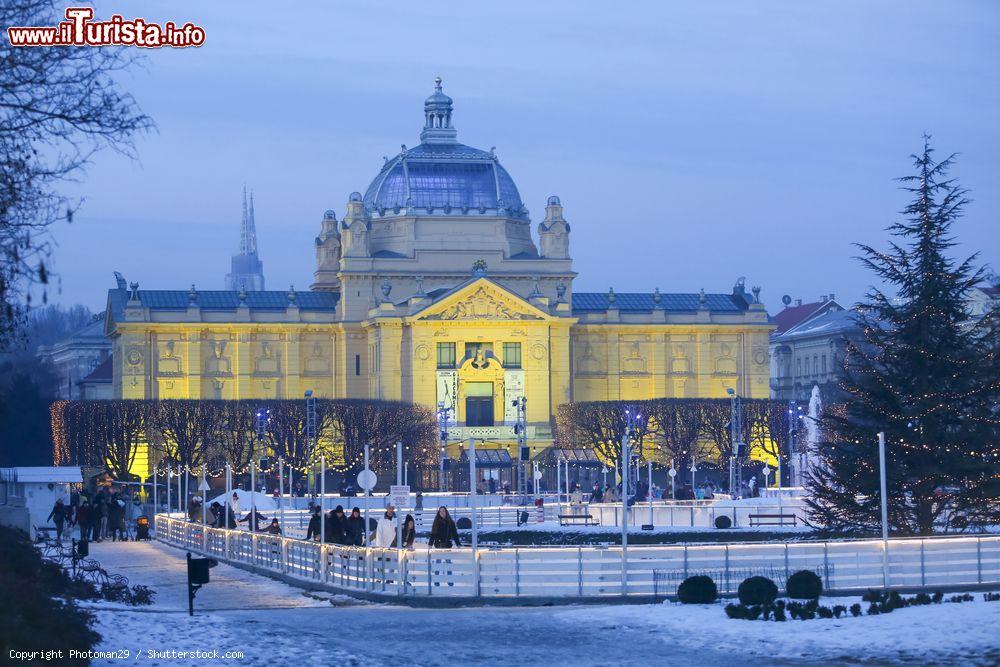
[653,287,664,309]
[472,259,488,277]
[420,76,458,144]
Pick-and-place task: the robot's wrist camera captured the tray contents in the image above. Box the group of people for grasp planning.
[47,487,135,542]
[297,504,463,550]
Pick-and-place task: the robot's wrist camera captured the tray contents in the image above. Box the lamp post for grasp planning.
[878,431,889,588]
[620,407,641,595]
[253,407,270,532]
[513,396,527,498]
[726,387,744,497]
[437,402,451,493]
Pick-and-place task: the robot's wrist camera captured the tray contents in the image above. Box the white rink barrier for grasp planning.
[156,514,1000,601]
[195,500,806,533]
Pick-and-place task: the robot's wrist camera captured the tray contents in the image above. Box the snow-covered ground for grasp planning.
[556,597,1000,665]
[82,540,999,666]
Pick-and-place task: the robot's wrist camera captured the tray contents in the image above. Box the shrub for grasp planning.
[772,605,787,621]
[817,606,833,619]
[714,515,732,529]
[984,592,1000,602]
[738,576,778,606]
[456,517,472,530]
[677,575,718,604]
[849,603,862,617]
[932,591,943,604]
[724,603,747,619]
[832,605,846,618]
[786,570,823,599]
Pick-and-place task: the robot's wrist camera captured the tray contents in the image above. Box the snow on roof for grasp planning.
[0,466,83,483]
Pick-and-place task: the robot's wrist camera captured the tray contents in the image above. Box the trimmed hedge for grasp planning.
[714,515,732,529]
[738,575,778,605]
[677,575,718,604]
[786,570,823,599]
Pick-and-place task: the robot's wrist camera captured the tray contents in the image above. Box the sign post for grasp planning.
[186,552,218,616]
[668,460,676,500]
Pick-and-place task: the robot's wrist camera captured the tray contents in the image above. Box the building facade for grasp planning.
[769,297,860,402]
[37,315,112,400]
[105,80,774,457]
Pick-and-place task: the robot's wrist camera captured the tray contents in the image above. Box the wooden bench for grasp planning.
[748,513,797,527]
[558,514,599,526]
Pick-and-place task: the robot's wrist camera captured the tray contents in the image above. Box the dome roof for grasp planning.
[361,79,527,220]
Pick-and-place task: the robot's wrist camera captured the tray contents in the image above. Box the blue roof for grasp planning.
[363,142,525,218]
[572,292,749,314]
[107,288,338,320]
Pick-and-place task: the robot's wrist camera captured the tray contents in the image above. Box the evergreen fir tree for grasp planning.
[806,138,1000,536]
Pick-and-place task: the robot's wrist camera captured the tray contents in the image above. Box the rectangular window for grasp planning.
[503,342,522,369]
[436,342,456,369]
[355,354,360,376]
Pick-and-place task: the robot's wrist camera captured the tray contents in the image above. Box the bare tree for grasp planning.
[0,0,151,346]
[149,400,222,469]
[555,400,652,465]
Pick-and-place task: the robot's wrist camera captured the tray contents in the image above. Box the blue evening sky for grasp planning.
[50,1,998,312]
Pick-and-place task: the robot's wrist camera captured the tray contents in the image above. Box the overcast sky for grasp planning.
[48,0,999,313]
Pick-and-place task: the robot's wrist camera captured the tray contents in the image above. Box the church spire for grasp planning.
[226,186,265,291]
[420,76,458,144]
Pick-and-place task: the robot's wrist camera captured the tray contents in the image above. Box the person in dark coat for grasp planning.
[262,518,282,535]
[238,509,267,531]
[209,502,223,527]
[93,493,109,541]
[47,498,66,540]
[428,507,461,548]
[345,507,365,546]
[305,507,321,541]
[401,514,416,549]
[109,494,126,541]
[75,500,91,541]
[325,505,348,544]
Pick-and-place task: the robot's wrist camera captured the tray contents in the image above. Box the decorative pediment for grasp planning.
[413,279,548,322]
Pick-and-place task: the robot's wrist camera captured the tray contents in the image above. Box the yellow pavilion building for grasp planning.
[105,80,773,465]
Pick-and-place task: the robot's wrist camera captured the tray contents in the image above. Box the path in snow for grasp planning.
[83,540,997,666]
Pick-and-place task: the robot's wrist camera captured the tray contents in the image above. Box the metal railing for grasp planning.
[155,514,1000,600]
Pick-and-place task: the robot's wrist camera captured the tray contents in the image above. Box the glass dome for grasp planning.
[361,80,526,219]
[363,143,525,218]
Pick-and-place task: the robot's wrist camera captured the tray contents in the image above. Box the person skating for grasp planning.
[262,518,282,535]
[238,509,267,531]
[306,507,321,541]
[46,498,66,541]
[401,514,416,548]
[325,505,348,544]
[428,506,461,548]
[345,507,365,546]
[372,505,397,548]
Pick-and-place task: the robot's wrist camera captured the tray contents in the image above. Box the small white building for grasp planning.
[0,466,82,539]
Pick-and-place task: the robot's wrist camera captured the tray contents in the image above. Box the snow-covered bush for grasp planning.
[677,575,717,604]
[738,576,778,605]
[786,570,822,599]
